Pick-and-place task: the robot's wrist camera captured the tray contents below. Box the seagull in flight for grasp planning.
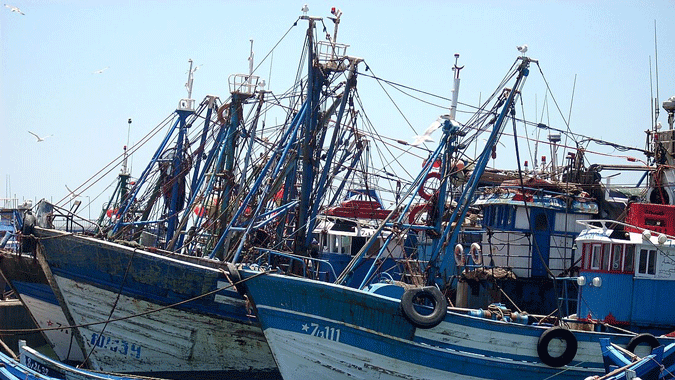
[65,185,81,199]
[517,44,528,55]
[93,66,109,74]
[411,117,444,147]
[4,4,25,15]
[28,130,53,142]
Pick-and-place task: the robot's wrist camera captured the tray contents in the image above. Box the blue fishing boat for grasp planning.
[235,56,675,379]
[573,95,675,336]
[0,340,166,380]
[595,338,675,380]
[0,200,85,363]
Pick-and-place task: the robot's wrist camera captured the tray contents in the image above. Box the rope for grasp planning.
[79,245,138,368]
[0,267,273,336]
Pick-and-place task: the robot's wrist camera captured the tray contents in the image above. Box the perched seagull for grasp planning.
[65,185,81,199]
[301,4,309,16]
[93,66,109,74]
[4,4,25,15]
[517,44,528,55]
[411,117,443,147]
[28,130,53,142]
[185,64,202,75]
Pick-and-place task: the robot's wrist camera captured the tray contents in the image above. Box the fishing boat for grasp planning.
[30,89,280,378]
[465,116,643,316]
[0,340,167,380]
[573,95,675,336]
[0,199,85,363]
[234,56,675,379]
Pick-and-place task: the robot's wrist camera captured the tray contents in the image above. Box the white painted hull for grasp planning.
[53,276,276,376]
[264,327,485,380]
[19,292,84,362]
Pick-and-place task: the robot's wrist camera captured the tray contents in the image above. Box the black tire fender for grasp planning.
[225,262,246,296]
[400,286,447,329]
[22,212,36,235]
[626,333,660,354]
[537,327,578,367]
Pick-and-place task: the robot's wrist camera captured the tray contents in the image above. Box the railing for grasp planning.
[36,201,99,234]
[254,247,338,281]
[553,276,579,317]
[316,41,348,70]
[228,74,260,96]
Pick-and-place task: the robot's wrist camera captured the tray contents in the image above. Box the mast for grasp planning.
[428,57,532,289]
[294,15,325,256]
[165,60,198,243]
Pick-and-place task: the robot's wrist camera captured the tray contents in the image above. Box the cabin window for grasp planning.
[329,235,338,253]
[496,206,504,227]
[582,243,591,269]
[485,207,495,227]
[638,249,656,275]
[500,206,512,227]
[341,236,352,254]
[534,213,549,231]
[623,245,635,273]
[590,244,602,270]
[611,244,623,271]
[601,244,611,271]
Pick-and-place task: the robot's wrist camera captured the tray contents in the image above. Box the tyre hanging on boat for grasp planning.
[400,286,447,328]
[226,262,246,296]
[537,326,578,367]
[626,333,660,354]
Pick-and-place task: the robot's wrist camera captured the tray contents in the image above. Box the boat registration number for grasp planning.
[302,322,341,342]
[90,333,142,358]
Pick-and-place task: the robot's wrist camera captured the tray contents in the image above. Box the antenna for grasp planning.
[654,20,660,125]
[567,74,576,127]
[449,54,463,121]
[122,118,131,175]
[330,7,342,43]
[650,55,655,133]
[185,59,194,99]
[248,39,254,77]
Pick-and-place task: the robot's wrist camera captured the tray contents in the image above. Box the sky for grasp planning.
[2,0,675,217]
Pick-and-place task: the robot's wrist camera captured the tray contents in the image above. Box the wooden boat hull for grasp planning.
[33,227,279,380]
[239,269,674,380]
[0,252,84,362]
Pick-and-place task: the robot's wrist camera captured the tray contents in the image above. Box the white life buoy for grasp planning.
[470,242,482,265]
[454,244,465,266]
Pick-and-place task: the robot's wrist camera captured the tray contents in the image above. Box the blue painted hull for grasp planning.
[600,338,675,379]
[1,342,169,380]
[0,252,85,362]
[239,268,675,380]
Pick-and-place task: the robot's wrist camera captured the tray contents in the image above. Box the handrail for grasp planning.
[255,247,338,281]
